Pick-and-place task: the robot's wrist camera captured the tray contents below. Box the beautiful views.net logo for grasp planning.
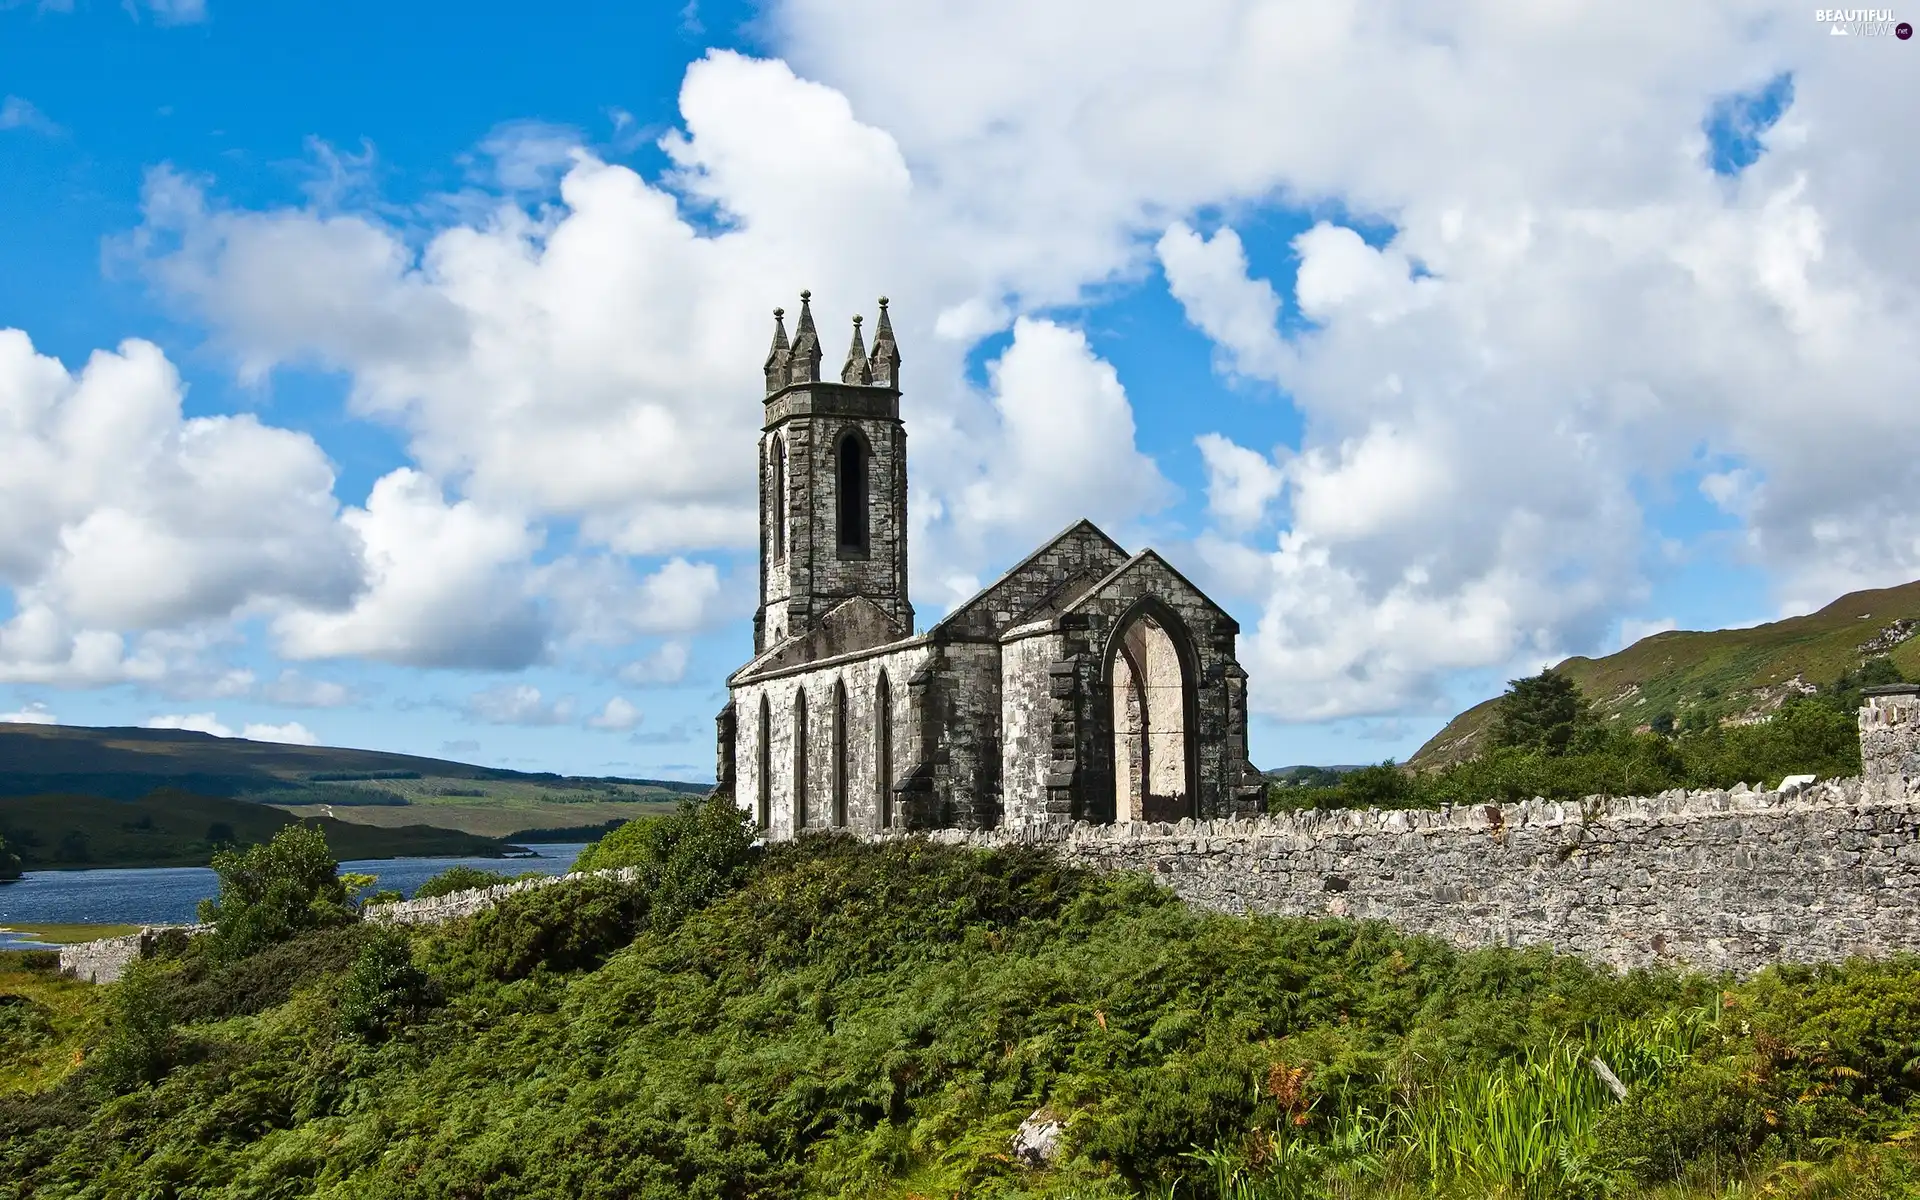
[1815,8,1913,36]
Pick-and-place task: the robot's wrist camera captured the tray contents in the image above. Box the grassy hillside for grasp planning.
[0,723,708,836]
[0,788,513,868]
[4,810,1918,1198]
[1411,579,1920,769]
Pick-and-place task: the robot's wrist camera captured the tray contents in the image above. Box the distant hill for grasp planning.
[1410,579,1920,770]
[0,788,511,869]
[0,724,711,838]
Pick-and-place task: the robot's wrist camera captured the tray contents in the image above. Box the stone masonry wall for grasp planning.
[932,776,1920,974]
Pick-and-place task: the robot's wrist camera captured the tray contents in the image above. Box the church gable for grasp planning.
[735,595,909,680]
[1062,549,1240,634]
[934,519,1131,641]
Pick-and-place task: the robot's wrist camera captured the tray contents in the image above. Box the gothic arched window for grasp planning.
[756,694,771,830]
[832,678,848,827]
[836,430,868,554]
[875,670,892,829]
[771,435,787,563]
[793,686,808,830]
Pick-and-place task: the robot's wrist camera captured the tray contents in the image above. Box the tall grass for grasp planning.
[1176,1003,1723,1200]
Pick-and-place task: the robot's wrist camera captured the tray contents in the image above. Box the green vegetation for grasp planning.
[1274,666,1873,813]
[0,788,514,869]
[2,803,1918,1198]
[1411,579,1920,768]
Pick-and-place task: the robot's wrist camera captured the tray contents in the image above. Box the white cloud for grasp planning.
[0,701,56,724]
[270,469,545,669]
[1158,223,1291,383]
[0,96,59,135]
[618,639,691,685]
[0,331,360,686]
[1196,433,1285,532]
[144,712,318,743]
[586,695,643,732]
[259,670,354,708]
[242,720,319,745]
[463,684,576,726]
[129,51,1169,604]
[945,318,1171,584]
[146,712,232,736]
[90,6,1920,730]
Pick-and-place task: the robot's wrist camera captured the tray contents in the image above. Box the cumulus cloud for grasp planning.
[270,469,545,670]
[144,712,318,743]
[82,4,1920,733]
[585,695,643,732]
[0,701,56,724]
[128,50,1170,600]
[618,639,692,685]
[0,331,360,686]
[463,684,576,726]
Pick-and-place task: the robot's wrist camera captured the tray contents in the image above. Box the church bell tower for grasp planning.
[754,292,913,654]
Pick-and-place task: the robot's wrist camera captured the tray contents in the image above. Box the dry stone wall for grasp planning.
[932,777,1920,974]
[58,924,208,984]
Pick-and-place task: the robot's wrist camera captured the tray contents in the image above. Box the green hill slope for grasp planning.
[1411,579,1920,769]
[0,724,708,836]
[0,788,511,868]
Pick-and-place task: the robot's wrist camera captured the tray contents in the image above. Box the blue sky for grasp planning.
[0,1,1914,777]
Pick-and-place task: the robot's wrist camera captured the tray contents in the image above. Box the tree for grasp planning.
[198,824,357,961]
[0,833,20,881]
[1490,668,1590,755]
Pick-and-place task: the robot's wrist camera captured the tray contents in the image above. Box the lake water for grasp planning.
[0,843,589,950]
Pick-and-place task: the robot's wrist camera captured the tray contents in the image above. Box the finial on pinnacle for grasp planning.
[774,307,784,318]
[800,289,812,302]
[853,314,862,326]
[878,296,889,308]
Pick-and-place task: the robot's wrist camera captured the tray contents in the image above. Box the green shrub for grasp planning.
[413,864,516,899]
[430,873,649,985]
[572,793,758,930]
[338,927,441,1042]
[1591,1058,1772,1182]
[197,823,357,961]
[159,924,371,1024]
[88,960,179,1094]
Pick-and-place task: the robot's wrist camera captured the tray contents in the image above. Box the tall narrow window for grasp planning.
[756,695,771,830]
[832,679,848,827]
[792,687,808,829]
[836,431,868,553]
[771,436,787,562]
[875,670,892,829]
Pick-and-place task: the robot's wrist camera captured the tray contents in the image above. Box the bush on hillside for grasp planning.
[197,824,357,961]
[1491,667,1592,755]
[337,926,442,1043]
[87,961,179,1094]
[570,792,758,930]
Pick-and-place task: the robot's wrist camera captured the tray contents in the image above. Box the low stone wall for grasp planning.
[58,925,207,984]
[931,776,1920,974]
[59,775,1920,981]
[362,866,640,926]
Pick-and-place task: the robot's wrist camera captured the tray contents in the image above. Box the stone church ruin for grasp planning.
[713,293,1267,838]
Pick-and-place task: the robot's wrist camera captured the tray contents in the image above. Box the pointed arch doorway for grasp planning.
[1108,607,1197,823]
